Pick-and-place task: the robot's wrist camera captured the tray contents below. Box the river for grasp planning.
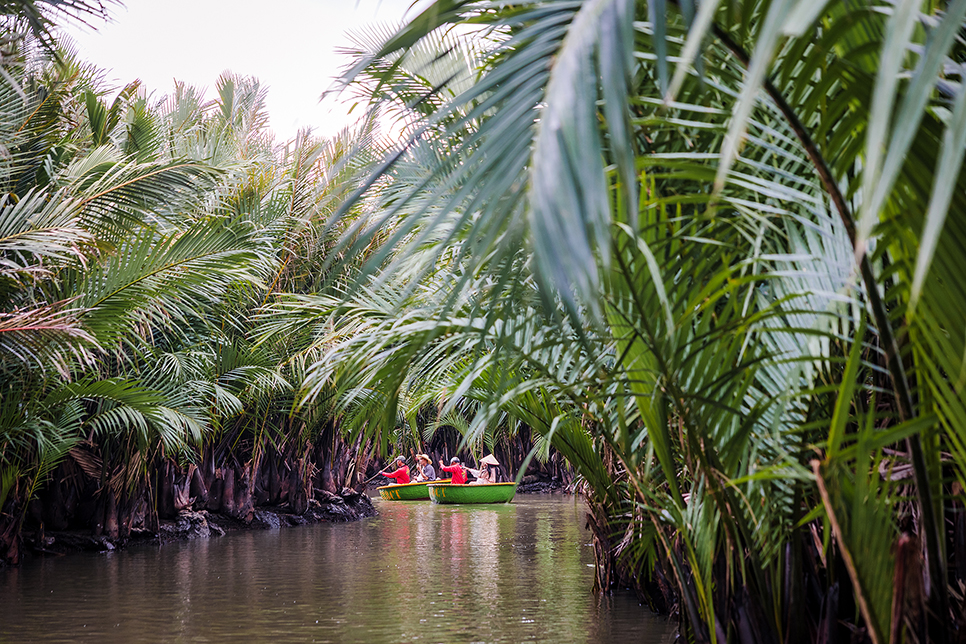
[1,494,675,643]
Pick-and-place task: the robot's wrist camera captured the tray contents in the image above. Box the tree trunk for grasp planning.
[289,461,307,515]
[0,498,22,565]
[189,464,208,507]
[268,453,280,503]
[207,469,224,513]
[158,461,175,519]
[232,463,254,522]
[117,492,132,540]
[221,467,235,516]
[103,487,118,540]
[174,465,191,512]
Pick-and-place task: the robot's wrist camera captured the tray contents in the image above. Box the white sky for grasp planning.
[62,0,422,141]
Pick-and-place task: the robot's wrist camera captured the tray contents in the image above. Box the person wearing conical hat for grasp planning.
[471,454,501,485]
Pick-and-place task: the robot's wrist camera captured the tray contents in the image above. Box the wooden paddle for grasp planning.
[363,469,389,485]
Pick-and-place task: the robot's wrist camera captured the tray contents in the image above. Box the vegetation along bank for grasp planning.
[4,2,966,643]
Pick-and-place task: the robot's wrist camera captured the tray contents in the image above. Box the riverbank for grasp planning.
[3,495,674,643]
[17,482,572,562]
[18,487,376,561]
[516,472,570,494]
[9,462,571,565]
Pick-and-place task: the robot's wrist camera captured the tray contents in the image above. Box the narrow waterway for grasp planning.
[1,495,674,643]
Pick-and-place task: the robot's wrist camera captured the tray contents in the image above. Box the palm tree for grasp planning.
[0,34,280,560]
[0,1,114,57]
[1,2,401,563]
[301,0,966,641]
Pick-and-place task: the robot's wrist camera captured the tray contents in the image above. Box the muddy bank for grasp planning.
[3,421,576,566]
[516,473,570,494]
[24,476,568,561]
[2,427,378,566]
[21,487,376,559]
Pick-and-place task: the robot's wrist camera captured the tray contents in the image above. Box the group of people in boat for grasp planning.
[379,453,504,485]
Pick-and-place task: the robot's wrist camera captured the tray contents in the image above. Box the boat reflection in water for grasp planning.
[1,495,675,643]
[365,495,673,643]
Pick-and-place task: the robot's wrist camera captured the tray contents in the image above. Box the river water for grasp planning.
[1,494,675,643]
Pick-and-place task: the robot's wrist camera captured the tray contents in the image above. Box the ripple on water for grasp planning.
[1,495,675,643]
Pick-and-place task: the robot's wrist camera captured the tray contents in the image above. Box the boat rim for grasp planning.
[376,478,451,490]
[426,482,517,487]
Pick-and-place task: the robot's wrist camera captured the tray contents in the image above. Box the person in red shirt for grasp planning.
[380,456,410,484]
[439,456,467,484]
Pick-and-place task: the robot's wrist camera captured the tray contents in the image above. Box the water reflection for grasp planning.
[1,496,675,643]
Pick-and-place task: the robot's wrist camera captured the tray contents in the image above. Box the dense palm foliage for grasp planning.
[0,5,396,563]
[1,1,542,571]
[258,0,966,641]
[4,1,966,642]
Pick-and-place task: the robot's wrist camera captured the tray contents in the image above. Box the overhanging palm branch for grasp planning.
[43,376,207,452]
[57,217,273,347]
[0,304,94,375]
[323,0,966,639]
[0,1,113,52]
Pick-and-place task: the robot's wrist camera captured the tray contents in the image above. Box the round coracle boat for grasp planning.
[427,482,517,504]
[378,479,452,501]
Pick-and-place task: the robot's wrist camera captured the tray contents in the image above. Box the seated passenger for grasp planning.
[380,456,410,485]
[439,456,468,484]
[470,454,501,485]
[415,454,436,482]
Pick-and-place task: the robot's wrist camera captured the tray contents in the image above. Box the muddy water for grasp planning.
[1,495,675,643]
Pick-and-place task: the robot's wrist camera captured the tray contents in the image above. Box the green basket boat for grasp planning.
[377,479,452,501]
[427,482,517,504]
